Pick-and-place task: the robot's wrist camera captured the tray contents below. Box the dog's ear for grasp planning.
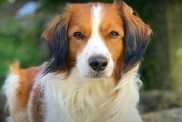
[42,15,69,74]
[114,0,153,71]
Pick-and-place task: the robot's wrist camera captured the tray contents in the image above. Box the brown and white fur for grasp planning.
[3,0,152,122]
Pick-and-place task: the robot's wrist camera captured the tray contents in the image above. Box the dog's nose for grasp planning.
[89,56,108,71]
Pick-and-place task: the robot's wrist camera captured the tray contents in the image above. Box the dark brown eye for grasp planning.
[73,32,85,40]
[108,31,119,39]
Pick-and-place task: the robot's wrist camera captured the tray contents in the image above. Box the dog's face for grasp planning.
[43,0,152,82]
[68,4,124,78]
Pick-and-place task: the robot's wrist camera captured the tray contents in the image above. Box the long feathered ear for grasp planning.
[115,0,153,71]
[42,16,69,74]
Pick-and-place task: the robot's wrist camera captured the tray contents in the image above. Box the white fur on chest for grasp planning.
[39,67,143,122]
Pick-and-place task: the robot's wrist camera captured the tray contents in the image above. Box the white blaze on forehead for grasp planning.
[85,4,108,55]
[79,4,108,57]
[91,4,103,36]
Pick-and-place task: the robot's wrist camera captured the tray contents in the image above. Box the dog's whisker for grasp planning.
[115,60,128,70]
[112,67,118,80]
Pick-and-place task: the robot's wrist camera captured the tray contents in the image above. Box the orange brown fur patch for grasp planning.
[9,62,41,122]
[30,84,44,122]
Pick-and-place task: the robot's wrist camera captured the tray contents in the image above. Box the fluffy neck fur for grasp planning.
[39,65,143,122]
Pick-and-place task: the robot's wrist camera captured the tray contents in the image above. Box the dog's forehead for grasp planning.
[65,3,122,29]
[66,3,119,19]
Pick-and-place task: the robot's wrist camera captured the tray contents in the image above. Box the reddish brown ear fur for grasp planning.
[114,0,152,40]
[42,16,61,46]
[122,2,152,38]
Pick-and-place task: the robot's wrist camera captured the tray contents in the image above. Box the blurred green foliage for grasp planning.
[0,0,8,8]
[0,17,47,88]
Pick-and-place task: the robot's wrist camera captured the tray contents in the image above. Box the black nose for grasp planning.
[89,56,108,71]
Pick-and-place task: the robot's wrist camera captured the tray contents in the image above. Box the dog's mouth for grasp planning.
[85,71,107,79]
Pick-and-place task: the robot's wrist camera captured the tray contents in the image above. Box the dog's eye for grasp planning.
[108,31,119,39]
[73,32,85,40]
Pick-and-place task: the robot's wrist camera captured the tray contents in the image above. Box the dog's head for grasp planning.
[42,0,152,82]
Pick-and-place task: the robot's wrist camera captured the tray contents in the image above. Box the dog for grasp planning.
[3,0,152,122]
